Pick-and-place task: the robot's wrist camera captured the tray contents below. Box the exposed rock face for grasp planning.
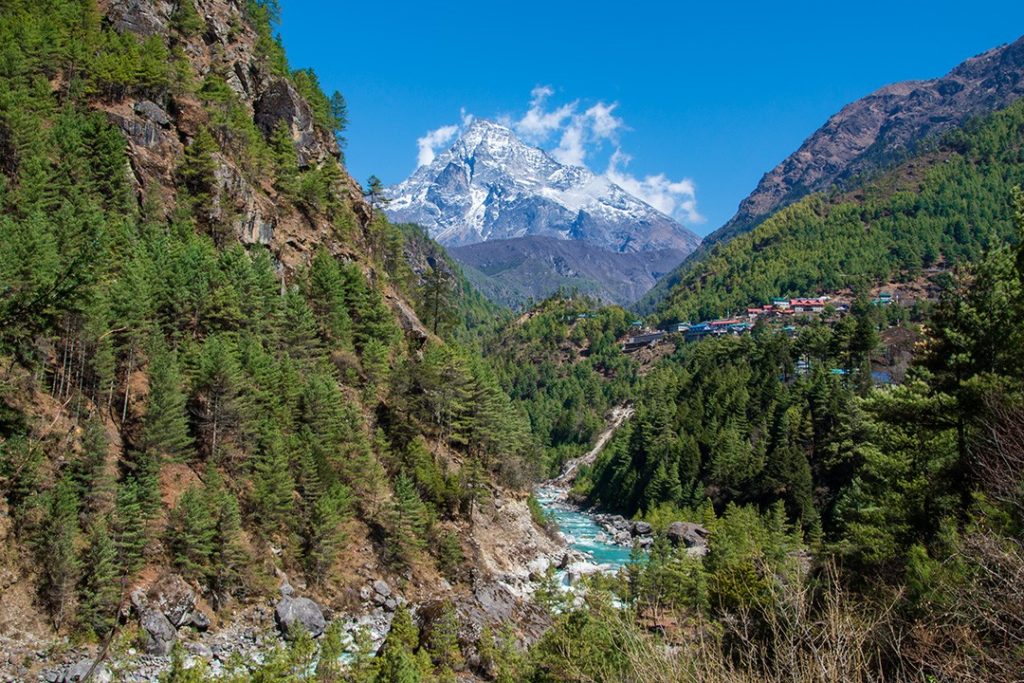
[274,595,326,638]
[254,78,338,168]
[106,0,172,36]
[94,0,357,274]
[139,608,177,656]
[711,34,1024,245]
[666,521,708,548]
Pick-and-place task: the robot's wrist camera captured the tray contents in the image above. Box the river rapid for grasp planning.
[534,487,635,573]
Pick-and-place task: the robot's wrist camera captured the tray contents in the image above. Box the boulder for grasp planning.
[134,100,171,127]
[666,521,709,548]
[275,595,326,638]
[62,659,112,683]
[636,536,654,549]
[140,608,177,656]
[146,574,198,627]
[190,610,211,632]
[372,579,392,599]
[630,521,653,537]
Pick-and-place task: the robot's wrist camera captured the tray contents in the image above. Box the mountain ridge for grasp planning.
[449,235,685,308]
[708,34,1024,247]
[386,118,701,254]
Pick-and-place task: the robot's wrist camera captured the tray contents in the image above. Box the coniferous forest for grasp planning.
[1,1,1024,682]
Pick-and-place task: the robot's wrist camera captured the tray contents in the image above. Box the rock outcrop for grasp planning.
[709,34,1024,246]
[666,521,709,549]
[139,608,177,656]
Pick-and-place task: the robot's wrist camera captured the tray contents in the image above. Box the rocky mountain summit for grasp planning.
[386,119,700,255]
[709,34,1024,245]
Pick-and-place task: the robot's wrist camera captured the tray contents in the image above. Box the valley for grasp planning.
[0,1,1023,682]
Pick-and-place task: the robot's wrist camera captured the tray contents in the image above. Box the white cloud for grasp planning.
[584,102,624,141]
[605,149,704,224]
[548,100,624,167]
[416,124,459,167]
[551,119,586,166]
[513,85,575,144]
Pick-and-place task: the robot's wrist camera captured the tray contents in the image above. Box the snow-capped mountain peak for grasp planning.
[385,119,700,254]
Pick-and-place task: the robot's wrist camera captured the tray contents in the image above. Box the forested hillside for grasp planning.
[0,1,553,680]
[645,100,1024,321]
[3,2,1024,682]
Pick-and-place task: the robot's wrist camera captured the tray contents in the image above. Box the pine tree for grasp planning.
[250,438,295,539]
[167,485,215,580]
[74,413,115,520]
[205,469,246,605]
[329,91,348,150]
[38,476,81,629]
[171,0,204,36]
[190,334,247,464]
[269,120,298,199]
[386,474,429,567]
[275,289,323,366]
[301,479,351,583]
[178,126,218,229]
[306,248,354,351]
[78,517,121,638]
[112,480,147,575]
[426,601,463,676]
[141,341,193,461]
[419,263,455,336]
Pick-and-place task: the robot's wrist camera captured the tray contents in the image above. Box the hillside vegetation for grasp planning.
[646,100,1024,322]
[0,2,541,679]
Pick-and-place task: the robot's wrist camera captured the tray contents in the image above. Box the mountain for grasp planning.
[385,119,699,306]
[450,236,686,307]
[652,98,1024,323]
[387,119,700,254]
[708,34,1024,247]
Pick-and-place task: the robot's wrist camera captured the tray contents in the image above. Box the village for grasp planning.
[620,292,895,353]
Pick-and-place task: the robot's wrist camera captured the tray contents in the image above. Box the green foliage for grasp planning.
[77,516,121,638]
[653,100,1024,323]
[141,341,193,461]
[167,470,246,602]
[37,475,81,629]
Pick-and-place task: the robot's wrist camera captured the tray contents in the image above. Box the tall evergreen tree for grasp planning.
[38,476,81,629]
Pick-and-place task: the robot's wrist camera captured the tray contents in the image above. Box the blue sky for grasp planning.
[278,1,1024,235]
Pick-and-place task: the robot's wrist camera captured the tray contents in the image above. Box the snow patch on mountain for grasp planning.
[385,119,701,255]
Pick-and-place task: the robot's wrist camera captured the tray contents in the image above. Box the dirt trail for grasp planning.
[549,405,634,487]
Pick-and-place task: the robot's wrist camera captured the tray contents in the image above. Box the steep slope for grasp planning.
[387,119,700,255]
[0,1,565,679]
[652,99,1024,323]
[451,236,685,307]
[708,34,1024,248]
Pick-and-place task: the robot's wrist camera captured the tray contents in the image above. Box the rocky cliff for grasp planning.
[709,34,1024,245]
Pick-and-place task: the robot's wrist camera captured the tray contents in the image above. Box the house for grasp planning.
[622,331,666,352]
[684,322,713,342]
[771,297,791,310]
[871,292,894,306]
[667,322,691,333]
[790,298,826,314]
[630,319,645,329]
